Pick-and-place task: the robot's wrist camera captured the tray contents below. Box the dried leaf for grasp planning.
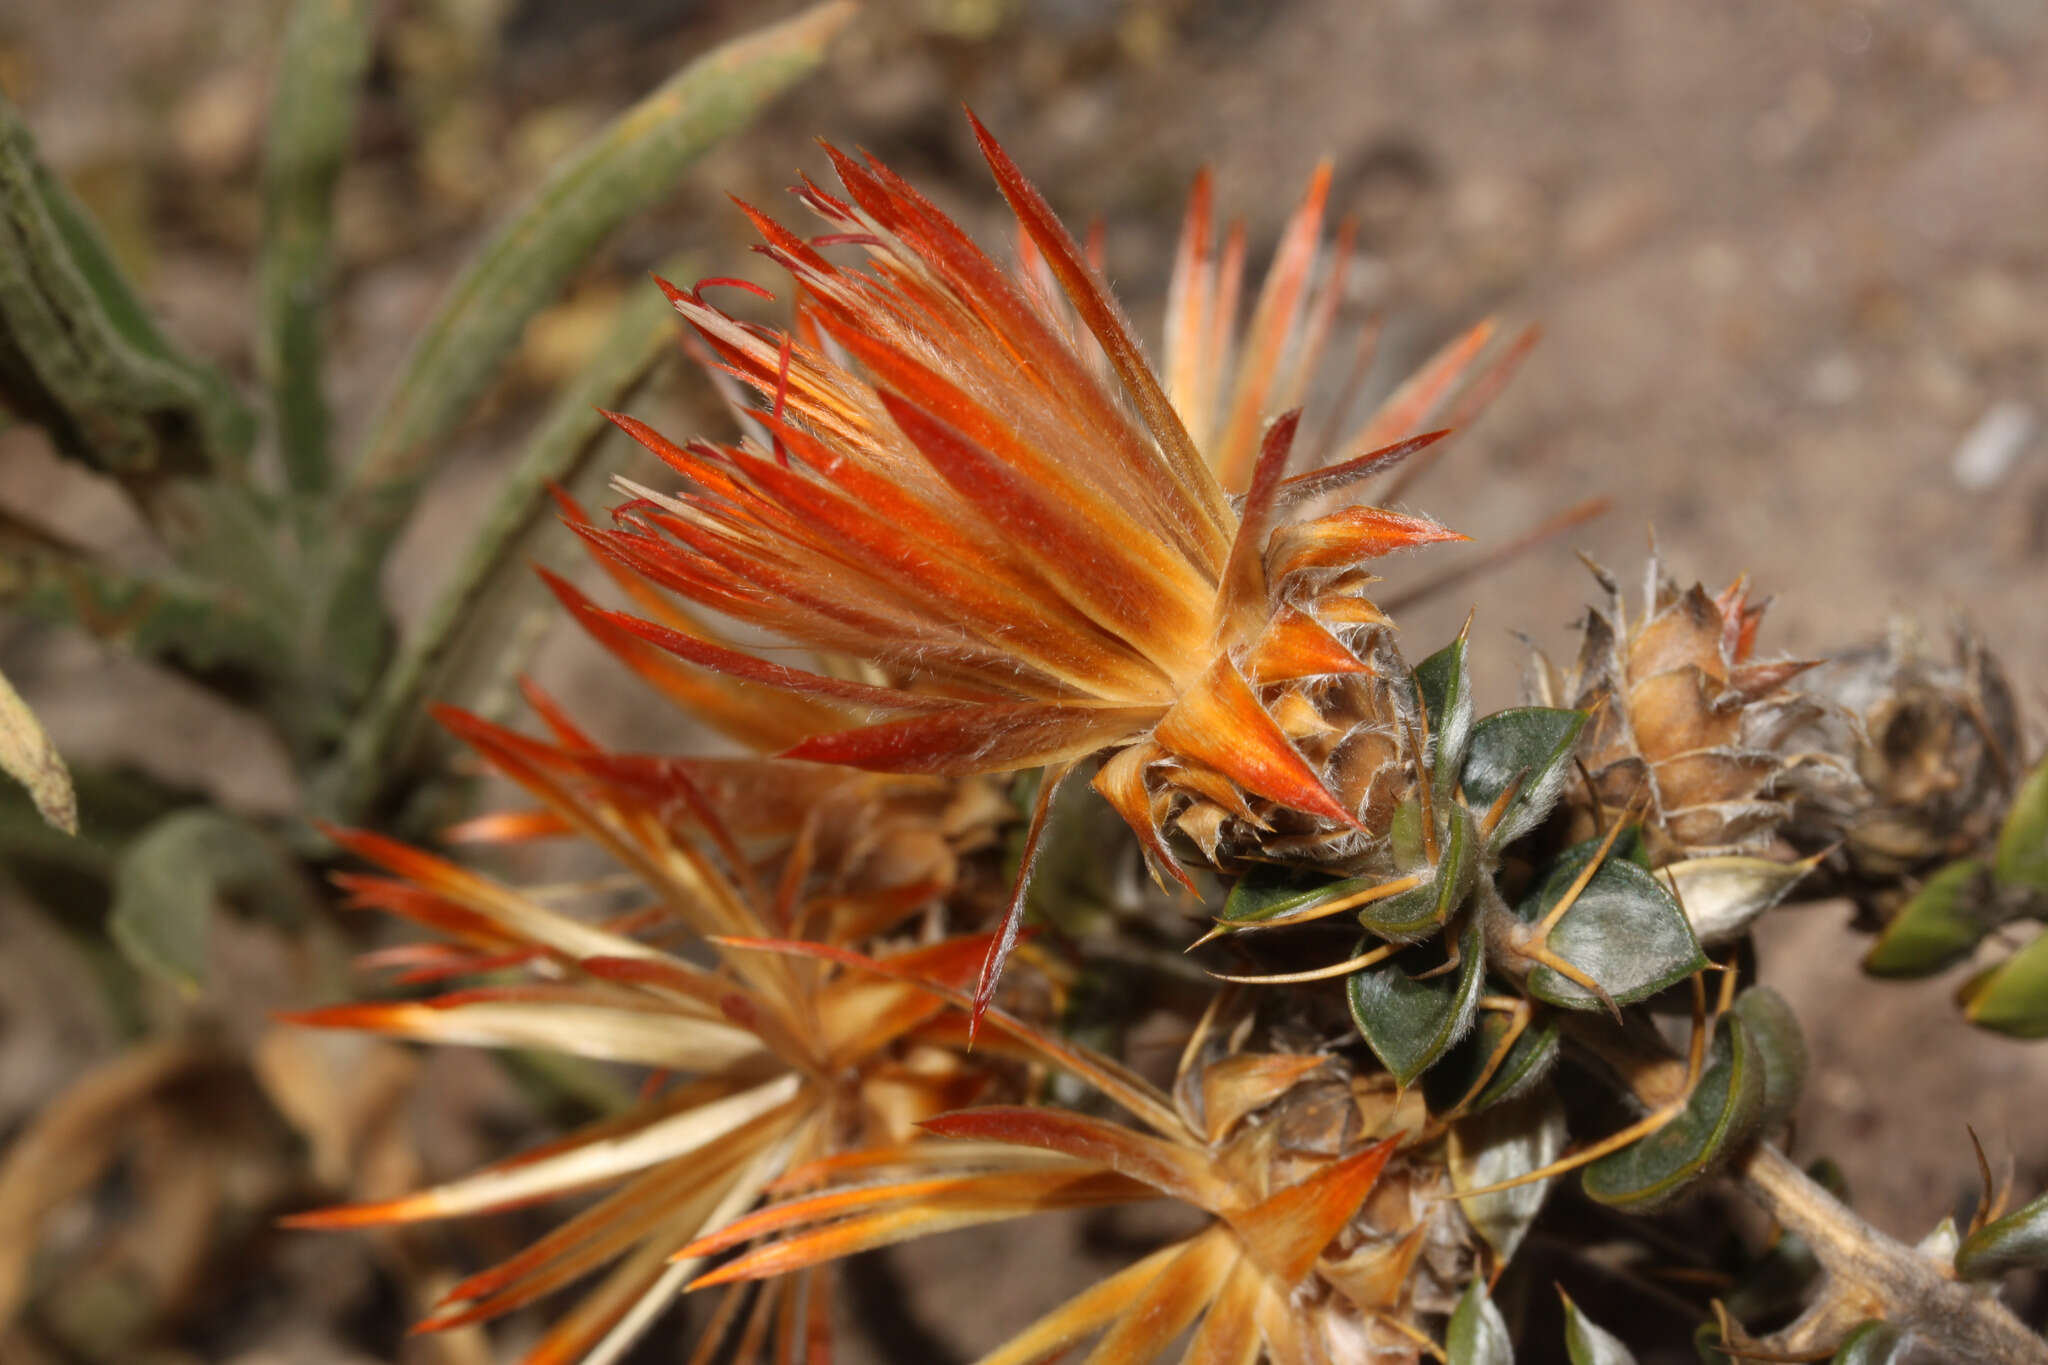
[1665,853,1819,947]
[0,665,75,834]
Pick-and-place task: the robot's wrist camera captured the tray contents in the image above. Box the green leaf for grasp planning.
[1516,835,1708,1010]
[1863,859,2001,978]
[1732,985,1807,1131]
[0,665,75,834]
[1994,757,2048,893]
[1414,635,1473,798]
[108,811,315,991]
[1692,1323,1732,1365]
[1560,1291,1639,1365]
[1363,800,1478,939]
[1220,864,1372,924]
[1445,1277,1514,1365]
[1666,853,1820,948]
[258,0,375,498]
[315,268,688,822]
[1449,1090,1567,1265]
[0,91,255,481]
[1461,706,1586,849]
[1954,1188,2048,1279]
[1582,1012,1767,1212]
[1830,1321,1907,1365]
[1348,912,1484,1085]
[1424,998,1560,1115]
[331,1,857,600]
[1957,930,2048,1038]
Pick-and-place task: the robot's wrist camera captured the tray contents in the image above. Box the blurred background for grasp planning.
[1,0,2044,1361]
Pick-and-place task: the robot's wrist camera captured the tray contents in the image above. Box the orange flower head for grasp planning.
[580,113,1531,1012]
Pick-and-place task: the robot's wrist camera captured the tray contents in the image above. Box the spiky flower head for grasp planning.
[579,113,1540,1007]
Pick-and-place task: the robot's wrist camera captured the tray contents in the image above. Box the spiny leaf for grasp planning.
[332,1,856,595]
[1424,1000,1560,1115]
[1347,912,1483,1086]
[258,0,375,498]
[1581,1012,1766,1212]
[1515,834,1707,1010]
[1954,1187,2048,1280]
[1863,859,2002,978]
[1957,930,2048,1039]
[0,665,74,834]
[1414,635,1473,797]
[109,811,314,991]
[1445,1277,1514,1365]
[0,90,254,480]
[1560,1290,1639,1365]
[1994,757,2048,894]
[1461,706,1586,849]
[1366,799,1478,939]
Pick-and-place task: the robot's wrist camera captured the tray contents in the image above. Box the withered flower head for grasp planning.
[579,114,1532,1008]
[286,688,1009,1363]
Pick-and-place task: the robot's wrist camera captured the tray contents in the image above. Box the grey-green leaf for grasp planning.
[1863,859,2001,978]
[336,1,856,567]
[1461,706,1586,849]
[1450,1089,1568,1265]
[1424,1000,1560,1115]
[1954,1188,2048,1279]
[1348,912,1484,1085]
[316,268,687,822]
[1994,757,2048,894]
[109,811,315,991]
[1957,930,2048,1039]
[1581,1012,1767,1211]
[1560,1291,1639,1365]
[1732,985,1807,1131]
[1220,864,1371,925]
[1414,635,1473,796]
[0,92,255,481]
[1517,836,1708,1010]
[1446,1277,1514,1365]
[258,0,375,498]
[1830,1321,1907,1365]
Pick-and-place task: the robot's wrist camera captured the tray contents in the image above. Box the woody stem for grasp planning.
[1734,1143,2047,1364]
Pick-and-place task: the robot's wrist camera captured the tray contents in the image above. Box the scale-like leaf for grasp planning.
[1449,1090,1567,1265]
[1424,1000,1560,1115]
[1445,1277,1514,1365]
[1560,1291,1639,1365]
[1863,859,2001,978]
[1517,837,1707,1010]
[1347,913,1484,1085]
[1581,1013,1766,1211]
[1957,930,2048,1038]
[1994,757,2048,894]
[1461,707,1585,848]
[1954,1188,2048,1280]
[1414,636,1473,795]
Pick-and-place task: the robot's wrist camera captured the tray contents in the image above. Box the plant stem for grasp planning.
[1735,1142,2046,1363]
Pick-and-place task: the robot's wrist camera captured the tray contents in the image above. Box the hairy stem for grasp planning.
[1735,1142,2046,1363]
